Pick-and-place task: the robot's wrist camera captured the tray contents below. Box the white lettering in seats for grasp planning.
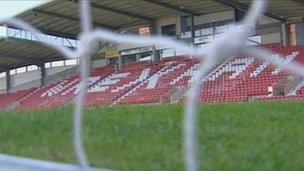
[87,73,129,93]
[208,57,254,81]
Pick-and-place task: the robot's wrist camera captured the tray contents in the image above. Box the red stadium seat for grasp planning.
[1,44,304,110]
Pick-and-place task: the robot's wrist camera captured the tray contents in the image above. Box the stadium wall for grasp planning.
[0,79,5,93]
[91,58,108,69]
[0,58,107,93]
[119,10,282,54]
[295,22,304,45]
[194,11,234,25]
[261,32,281,44]
[0,65,76,91]
[156,15,181,36]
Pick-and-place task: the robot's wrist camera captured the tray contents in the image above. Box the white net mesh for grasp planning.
[1,0,303,171]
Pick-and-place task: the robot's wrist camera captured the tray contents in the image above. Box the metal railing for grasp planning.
[5,27,79,47]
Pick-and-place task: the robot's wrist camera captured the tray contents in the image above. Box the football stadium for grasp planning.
[0,0,303,171]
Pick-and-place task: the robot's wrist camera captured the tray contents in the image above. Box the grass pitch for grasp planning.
[0,101,304,171]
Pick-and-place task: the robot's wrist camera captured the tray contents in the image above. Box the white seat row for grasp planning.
[250,61,270,77]
[208,57,254,81]
[61,77,99,95]
[271,51,298,75]
[170,63,199,85]
[41,80,69,97]
[87,73,130,93]
[147,63,185,89]
[111,68,150,93]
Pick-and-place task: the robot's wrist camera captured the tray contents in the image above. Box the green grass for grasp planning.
[1,101,304,171]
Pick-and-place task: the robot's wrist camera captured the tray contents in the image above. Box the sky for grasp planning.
[0,0,50,18]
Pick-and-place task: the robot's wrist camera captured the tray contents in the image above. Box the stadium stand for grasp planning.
[15,65,115,110]
[198,44,304,103]
[86,61,163,106]
[117,57,199,105]
[0,0,301,112]
[0,88,35,110]
[0,44,304,110]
